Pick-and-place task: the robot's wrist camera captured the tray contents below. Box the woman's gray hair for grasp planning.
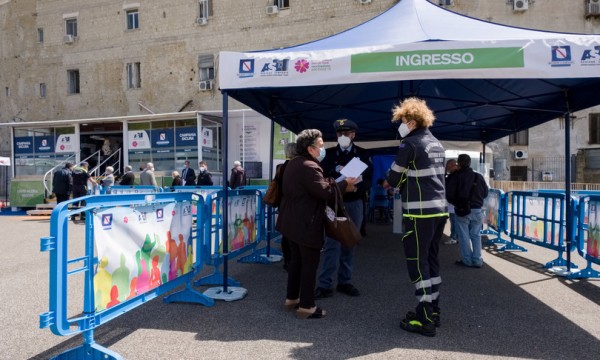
[296,129,322,155]
[284,142,298,159]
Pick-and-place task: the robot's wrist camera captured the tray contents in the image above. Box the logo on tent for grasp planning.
[550,46,572,67]
[294,59,310,73]
[238,59,255,78]
[156,208,164,222]
[580,46,600,66]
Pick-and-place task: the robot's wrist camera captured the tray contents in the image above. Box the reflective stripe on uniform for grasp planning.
[404,199,447,210]
[416,294,433,303]
[430,276,442,285]
[415,279,432,290]
[431,291,440,300]
[406,166,445,177]
[391,163,408,173]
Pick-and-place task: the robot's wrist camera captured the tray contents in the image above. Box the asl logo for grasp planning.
[580,46,600,66]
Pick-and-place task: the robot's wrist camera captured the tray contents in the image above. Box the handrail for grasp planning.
[42,154,78,197]
[89,148,121,179]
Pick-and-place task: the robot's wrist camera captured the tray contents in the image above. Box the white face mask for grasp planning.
[398,123,412,138]
[199,166,206,172]
[338,135,351,149]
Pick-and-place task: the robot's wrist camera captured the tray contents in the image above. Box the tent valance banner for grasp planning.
[218,0,600,143]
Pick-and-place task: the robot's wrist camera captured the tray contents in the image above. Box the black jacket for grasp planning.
[446,167,488,209]
[197,171,213,186]
[120,171,135,185]
[320,144,372,202]
[385,127,446,217]
[182,167,196,186]
[52,167,73,195]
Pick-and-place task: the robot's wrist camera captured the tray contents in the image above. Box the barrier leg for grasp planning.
[564,262,600,279]
[194,258,240,287]
[498,237,527,252]
[163,280,215,307]
[237,234,284,264]
[53,330,122,360]
[481,229,510,247]
[544,256,578,269]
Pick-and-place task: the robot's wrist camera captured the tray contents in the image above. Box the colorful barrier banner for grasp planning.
[586,201,600,259]
[520,197,562,245]
[212,194,258,255]
[485,191,501,229]
[93,202,193,311]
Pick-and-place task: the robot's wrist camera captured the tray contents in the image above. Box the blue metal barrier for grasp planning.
[194,189,264,286]
[39,192,213,360]
[505,191,578,268]
[570,195,600,279]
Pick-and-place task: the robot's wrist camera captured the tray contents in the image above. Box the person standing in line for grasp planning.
[277,142,298,271]
[171,171,183,186]
[276,129,357,319]
[229,160,246,189]
[72,162,91,220]
[140,162,157,186]
[182,160,196,186]
[102,166,115,193]
[446,154,489,268]
[52,162,74,204]
[120,165,135,185]
[443,159,459,245]
[314,118,372,299]
[196,161,214,186]
[383,97,447,337]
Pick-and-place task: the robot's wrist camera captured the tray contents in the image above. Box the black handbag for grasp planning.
[324,183,361,248]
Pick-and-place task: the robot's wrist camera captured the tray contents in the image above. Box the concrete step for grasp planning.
[36,203,56,210]
[26,209,53,216]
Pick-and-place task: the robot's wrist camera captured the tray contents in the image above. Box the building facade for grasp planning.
[1,0,600,190]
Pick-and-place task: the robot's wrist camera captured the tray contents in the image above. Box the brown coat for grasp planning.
[276,155,346,249]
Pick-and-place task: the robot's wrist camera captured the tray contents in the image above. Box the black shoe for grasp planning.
[400,315,436,337]
[314,287,334,299]
[406,310,440,328]
[336,283,360,297]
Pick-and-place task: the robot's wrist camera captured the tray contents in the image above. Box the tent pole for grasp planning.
[222,92,230,292]
[564,112,572,272]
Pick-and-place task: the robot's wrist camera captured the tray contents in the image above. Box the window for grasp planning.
[37,28,44,43]
[509,129,529,146]
[126,9,139,30]
[589,113,600,144]
[127,62,141,89]
[199,0,213,19]
[65,18,77,37]
[274,0,290,9]
[198,54,215,81]
[40,83,46,98]
[67,70,80,94]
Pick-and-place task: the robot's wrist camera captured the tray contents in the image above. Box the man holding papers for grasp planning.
[315,118,372,299]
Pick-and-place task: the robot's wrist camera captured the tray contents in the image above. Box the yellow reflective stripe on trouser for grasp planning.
[404,213,449,219]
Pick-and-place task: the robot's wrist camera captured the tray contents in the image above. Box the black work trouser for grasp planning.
[402,215,447,323]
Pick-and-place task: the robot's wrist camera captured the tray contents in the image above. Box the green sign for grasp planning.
[272,123,296,160]
[10,180,46,207]
[351,47,524,73]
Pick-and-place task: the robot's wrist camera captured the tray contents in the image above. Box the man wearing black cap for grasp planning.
[315,118,372,299]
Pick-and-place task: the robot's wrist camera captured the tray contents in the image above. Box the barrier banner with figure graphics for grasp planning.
[521,197,562,245]
[213,194,258,256]
[587,201,600,259]
[93,202,193,311]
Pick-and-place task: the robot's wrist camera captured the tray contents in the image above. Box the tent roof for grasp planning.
[219,0,600,143]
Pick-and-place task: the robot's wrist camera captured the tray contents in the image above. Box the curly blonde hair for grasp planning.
[391,97,436,128]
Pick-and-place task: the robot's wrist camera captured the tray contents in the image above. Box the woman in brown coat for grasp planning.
[276,129,357,319]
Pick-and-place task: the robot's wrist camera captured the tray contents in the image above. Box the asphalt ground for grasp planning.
[1,214,599,360]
